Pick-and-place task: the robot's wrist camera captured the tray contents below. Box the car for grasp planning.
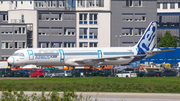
[100,69,115,77]
[19,69,31,77]
[93,69,102,76]
[72,69,94,77]
[29,70,45,77]
[11,70,21,77]
[43,70,53,77]
[161,70,178,77]
[0,68,12,77]
[56,70,72,77]
[115,71,137,77]
[136,71,146,77]
[145,70,162,77]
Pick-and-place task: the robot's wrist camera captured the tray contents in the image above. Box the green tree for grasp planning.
[157,31,178,47]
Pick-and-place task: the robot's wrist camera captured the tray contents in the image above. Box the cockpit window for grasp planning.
[12,53,24,57]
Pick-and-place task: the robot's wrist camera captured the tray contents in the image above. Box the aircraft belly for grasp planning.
[101,58,133,65]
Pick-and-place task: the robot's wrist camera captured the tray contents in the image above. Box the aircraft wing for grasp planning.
[74,54,146,65]
[151,49,175,54]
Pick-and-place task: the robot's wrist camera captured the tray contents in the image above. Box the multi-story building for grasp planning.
[157,0,180,46]
[111,0,157,47]
[0,0,157,60]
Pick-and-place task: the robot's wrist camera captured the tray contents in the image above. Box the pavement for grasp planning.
[0,91,180,101]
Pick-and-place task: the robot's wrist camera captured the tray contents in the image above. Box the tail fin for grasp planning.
[134,21,157,54]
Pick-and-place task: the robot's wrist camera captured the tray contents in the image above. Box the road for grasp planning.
[0,91,180,101]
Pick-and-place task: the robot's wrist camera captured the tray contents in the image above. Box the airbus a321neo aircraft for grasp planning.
[7,21,173,67]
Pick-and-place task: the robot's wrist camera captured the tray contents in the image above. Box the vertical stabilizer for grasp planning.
[134,21,157,54]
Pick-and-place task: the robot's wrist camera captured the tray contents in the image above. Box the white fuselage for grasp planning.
[8,47,141,66]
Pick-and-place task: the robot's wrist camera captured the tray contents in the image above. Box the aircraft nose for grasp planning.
[7,57,14,64]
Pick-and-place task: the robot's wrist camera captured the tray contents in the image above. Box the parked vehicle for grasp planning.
[0,68,12,77]
[136,71,146,77]
[43,70,53,77]
[161,70,178,77]
[72,69,94,77]
[100,69,114,77]
[145,70,162,77]
[0,62,8,68]
[93,69,102,76]
[19,69,31,77]
[11,70,21,77]
[115,71,137,77]
[29,70,45,77]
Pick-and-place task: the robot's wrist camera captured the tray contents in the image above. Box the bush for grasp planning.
[0,85,91,101]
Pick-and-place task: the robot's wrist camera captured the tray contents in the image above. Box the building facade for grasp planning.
[157,0,180,46]
[0,0,158,60]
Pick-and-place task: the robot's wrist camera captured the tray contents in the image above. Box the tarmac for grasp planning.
[0,91,180,101]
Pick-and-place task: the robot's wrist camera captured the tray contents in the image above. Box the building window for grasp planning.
[89,14,98,24]
[58,0,65,7]
[2,14,8,21]
[135,15,146,22]
[178,2,180,8]
[79,28,87,39]
[14,27,26,34]
[15,42,25,48]
[122,14,133,22]
[170,3,175,9]
[134,28,145,36]
[138,0,142,6]
[51,28,63,36]
[89,42,97,47]
[96,0,104,7]
[86,0,95,7]
[79,14,87,24]
[64,28,75,36]
[157,2,160,8]
[1,1,3,4]
[122,28,133,36]
[1,27,13,34]
[38,13,50,20]
[122,42,133,47]
[1,42,13,49]
[30,1,32,4]
[38,27,50,36]
[126,0,132,7]
[64,42,75,48]
[39,42,49,48]
[79,42,88,47]
[51,42,62,48]
[89,28,98,39]
[51,14,62,21]
[78,0,85,7]
[64,13,75,21]
[163,3,167,9]
[21,1,23,4]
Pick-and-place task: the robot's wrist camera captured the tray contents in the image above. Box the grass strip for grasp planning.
[0,77,180,93]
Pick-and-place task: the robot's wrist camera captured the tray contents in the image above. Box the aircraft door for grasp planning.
[27,50,34,60]
[97,50,103,58]
[58,49,65,62]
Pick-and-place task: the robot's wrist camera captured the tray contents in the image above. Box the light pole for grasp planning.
[115,35,122,47]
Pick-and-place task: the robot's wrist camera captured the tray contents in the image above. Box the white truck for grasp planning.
[0,62,8,68]
[115,71,137,77]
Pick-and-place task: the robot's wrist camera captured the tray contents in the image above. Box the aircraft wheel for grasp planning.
[37,75,39,78]
[73,75,75,77]
[2,75,4,77]
[126,75,128,78]
[29,75,31,77]
[44,75,46,78]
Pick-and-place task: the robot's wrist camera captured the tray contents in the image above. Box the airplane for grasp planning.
[7,21,173,67]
